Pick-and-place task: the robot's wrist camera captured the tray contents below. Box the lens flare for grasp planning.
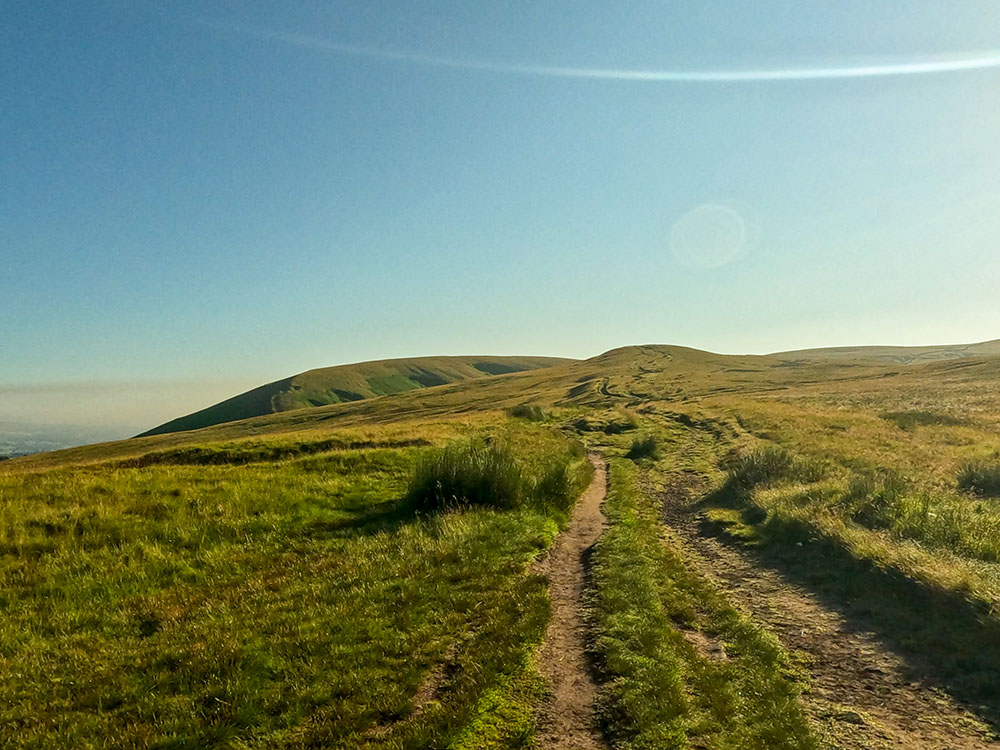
[669,204,748,269]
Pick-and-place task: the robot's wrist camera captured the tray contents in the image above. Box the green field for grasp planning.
[5,342,1000,748]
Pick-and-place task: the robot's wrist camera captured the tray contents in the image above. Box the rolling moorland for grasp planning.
[4,341,1000,748]
[139,356,570,437]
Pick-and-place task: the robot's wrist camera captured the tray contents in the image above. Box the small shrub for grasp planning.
[957,461,1000,498]
[507,404,547,422]
[625,435,658,461]
[407,441,523,512]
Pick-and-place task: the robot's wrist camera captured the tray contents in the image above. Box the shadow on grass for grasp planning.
[699,487,1000,734]
[298,498,420,539]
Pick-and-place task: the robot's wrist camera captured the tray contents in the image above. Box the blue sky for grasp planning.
[3,1,1000,428]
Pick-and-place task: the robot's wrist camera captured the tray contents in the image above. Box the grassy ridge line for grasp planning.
[591,460,817,750]
[140,356,572,437]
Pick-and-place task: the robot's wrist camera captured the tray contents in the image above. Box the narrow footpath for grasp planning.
[535,454,608,750]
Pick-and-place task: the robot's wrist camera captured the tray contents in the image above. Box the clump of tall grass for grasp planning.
[957,461,1000,498]
[725,446,823,494]
[572,410,639,435]
[625,434,658,461]
[407,441,523,512]
[839,469,907,529]
[727,447,795,491]
[533,462,575,512]
[506,404,547,422]
[407,440,588,513]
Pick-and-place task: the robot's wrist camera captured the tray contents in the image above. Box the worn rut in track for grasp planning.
[659,472,998,750]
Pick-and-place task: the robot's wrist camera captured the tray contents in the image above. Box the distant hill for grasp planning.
[139,355,572,436]
[14,339,1000,470]
[770,339,1000,365]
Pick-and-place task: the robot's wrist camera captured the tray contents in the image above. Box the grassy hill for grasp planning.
[139,355,571,437]
[6,340,1000,747]
[771,338,1000,364]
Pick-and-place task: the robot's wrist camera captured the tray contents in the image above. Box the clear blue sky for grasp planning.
[4,1,1000,428]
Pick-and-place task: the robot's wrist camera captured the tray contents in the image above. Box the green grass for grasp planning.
[12,339,1000,746]
[406,438,590,514]
[880,409,966,431]
[591,460,818,750]
[506,404,547,422]
[624,434,658,461]
[141,356,571,437]
[0,418,585,748]
[957,460,1000,498]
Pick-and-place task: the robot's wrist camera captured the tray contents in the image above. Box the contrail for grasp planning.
[208,22,1000,82]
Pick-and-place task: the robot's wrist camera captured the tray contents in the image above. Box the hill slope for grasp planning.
[771,338,1000,364]
[139,355,571,436]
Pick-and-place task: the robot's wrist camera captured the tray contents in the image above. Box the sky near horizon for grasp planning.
[4,2,1000,429]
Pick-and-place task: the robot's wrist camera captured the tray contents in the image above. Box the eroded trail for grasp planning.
[535,454,608,750]
[659,472,998,750]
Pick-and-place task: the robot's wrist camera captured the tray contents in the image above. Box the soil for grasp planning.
[535,454,609,750]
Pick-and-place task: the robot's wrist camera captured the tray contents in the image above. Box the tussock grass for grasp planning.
[624,434,658,460]
[958,461,1000,498]
[506,404,547,422]
[572,410,639,435]
[407,441,524,511]
[591,461,818,749]
[406,438,590,514]
[725,446,823,493]
[840,468,908,529]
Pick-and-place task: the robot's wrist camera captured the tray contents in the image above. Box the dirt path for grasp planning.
[659,472,998,750]
[535,454,608,750]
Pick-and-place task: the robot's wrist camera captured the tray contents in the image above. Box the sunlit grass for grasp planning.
[0,419,585,748]
[591,460,818,749]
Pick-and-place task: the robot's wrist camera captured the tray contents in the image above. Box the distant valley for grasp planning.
[0,422,137,458]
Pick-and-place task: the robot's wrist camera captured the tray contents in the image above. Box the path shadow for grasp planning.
[697,488,1000,734]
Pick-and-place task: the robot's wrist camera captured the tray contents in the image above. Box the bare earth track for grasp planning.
[659,472,998,750]
[535,455,608,749]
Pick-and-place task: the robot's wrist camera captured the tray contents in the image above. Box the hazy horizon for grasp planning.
[5,332,999,437]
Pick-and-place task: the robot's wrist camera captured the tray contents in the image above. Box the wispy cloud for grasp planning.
[206,22,1000,83]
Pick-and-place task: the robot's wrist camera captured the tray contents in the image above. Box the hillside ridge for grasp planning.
[139,355,572,437]
[770,338,1000,364]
